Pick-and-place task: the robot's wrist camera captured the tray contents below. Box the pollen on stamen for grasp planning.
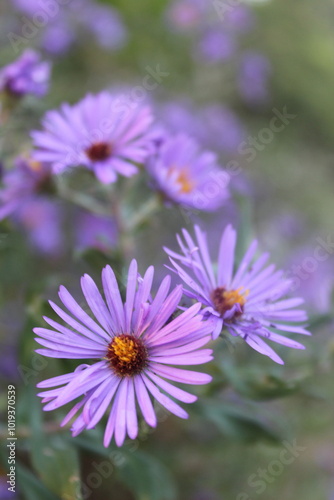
[211,286,249,318]
[106,334,148,377]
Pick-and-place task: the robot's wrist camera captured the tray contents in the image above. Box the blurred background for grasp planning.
[0,0,334,499]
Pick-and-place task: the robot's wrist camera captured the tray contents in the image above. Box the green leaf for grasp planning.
[16,463,59,500]
[118,450,177,500]
[197,399,282,444]
[26,388,82,500]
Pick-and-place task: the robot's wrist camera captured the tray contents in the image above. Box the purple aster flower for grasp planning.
[34,261,213,447]
[147,133,229,212]
[164,225,310,364]
[0,49,51,98]
[31,92,154,184]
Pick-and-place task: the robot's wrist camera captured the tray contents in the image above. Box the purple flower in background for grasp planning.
[0,49,50,97]
[20,198,64,256]
[197,29,235,63]
[238,51,271,106]
[0,156,53,220]
[35,261,213,447]
[287,246,334,314]
[165,225,310,364]
[41,19,75,56]
[198,105,246,154]
[32,92,154,183]
[12,0,128,55]
[75,211,118,252]
[0,157,63,256]
[147,133,230,212]
[223,5,255,32]
[77,3,127,50]
[166,0,208,31]
[159,101,245,155]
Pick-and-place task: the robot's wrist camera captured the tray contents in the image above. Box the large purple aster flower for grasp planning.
[147,133,229,212]
[0,49,51,98]
[164,225,310,364]
[31,92,154,184]
[35,261,213,447]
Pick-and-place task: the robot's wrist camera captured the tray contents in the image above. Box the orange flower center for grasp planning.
[211,286,249,317]
[169,166,195,194]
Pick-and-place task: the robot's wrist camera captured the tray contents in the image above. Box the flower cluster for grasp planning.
[0,16,311,451]
[34,223,309,446]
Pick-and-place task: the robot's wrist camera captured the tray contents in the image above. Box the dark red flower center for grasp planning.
[106,334,148,377]
[85,142,112,162]
[211,286,249,319]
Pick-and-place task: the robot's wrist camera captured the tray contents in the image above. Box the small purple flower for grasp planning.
[165,225,310,364]
[31,92,154,184]
[35,261,213,447]
[0,49,51,97]
[147,133,229,212]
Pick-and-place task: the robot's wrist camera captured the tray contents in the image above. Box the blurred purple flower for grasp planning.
[0,49,50,97]
[41,19,75,56]
[198,105,246,154]
[12,0,127,55]
[147,133,230,212]
[0,156,53,219]
[166,0,208,31]
[0,476,17,499]
[0,157,63,256]
[20,198,64,256]
[31,91,155,184]
[77,3,128,50]
[238,51,271,106]
[287,246,334,314]
[197,29,235,63]
[223,5,255,32]
[165,224,310,364]
[35,261,213,446]
[75,211,117,252]
[159,101,245,155]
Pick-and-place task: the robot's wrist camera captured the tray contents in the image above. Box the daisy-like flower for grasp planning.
[31,92,154,184]
[34,261,213,447]
[164,225,310,364]
[0,49,51,98]
[147,133,229,211]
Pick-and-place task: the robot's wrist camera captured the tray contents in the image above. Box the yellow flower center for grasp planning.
[27,159,43,172]
[168,166,195,194]
[106,334,147,376]
[211,286,249,317]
